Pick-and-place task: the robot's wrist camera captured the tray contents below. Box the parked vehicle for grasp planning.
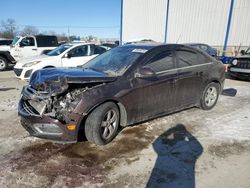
[0,39,12,52]
[227,47,250,80]
[101,43,118,48]
[14,43,108,80]
[187,43,217,57]
[0,39,12,46]
[0,35,58,71]
[18,44,225,145]
[125,38,157,45]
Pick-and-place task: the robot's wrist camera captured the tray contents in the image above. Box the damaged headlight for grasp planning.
[29,100,47,115]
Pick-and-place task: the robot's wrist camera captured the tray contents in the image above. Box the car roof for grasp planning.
[121,43,188,50]
[185,43,209,46]
[64,42,95,47]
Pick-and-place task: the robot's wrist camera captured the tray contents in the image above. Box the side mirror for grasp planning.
[64,53,71,58]
[19,42,24,47]
[135,66,156,79]
[240,50,246,55]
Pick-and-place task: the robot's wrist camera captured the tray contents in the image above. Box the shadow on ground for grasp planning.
[147,124,203,188]
[221,88,237,97]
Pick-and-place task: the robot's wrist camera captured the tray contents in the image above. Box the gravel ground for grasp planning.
[0,70,249,188]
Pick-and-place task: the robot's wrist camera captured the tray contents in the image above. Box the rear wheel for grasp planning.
[0,57,8,71]
[200,82,220,110]
[85,102,120,145]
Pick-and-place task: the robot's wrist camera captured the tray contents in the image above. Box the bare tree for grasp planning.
[57,33,69,42]
[43,30,56,35]
[0,18,17,38]
[21,25,39,36]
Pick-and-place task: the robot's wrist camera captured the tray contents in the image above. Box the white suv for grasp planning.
[14,43,109,80]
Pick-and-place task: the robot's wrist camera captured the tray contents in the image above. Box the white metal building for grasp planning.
[121,0,250,49]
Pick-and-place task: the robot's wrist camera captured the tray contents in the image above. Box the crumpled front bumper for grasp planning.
[18,87,84,143]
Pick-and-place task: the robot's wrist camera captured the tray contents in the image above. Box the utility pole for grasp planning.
[67,27,70,40]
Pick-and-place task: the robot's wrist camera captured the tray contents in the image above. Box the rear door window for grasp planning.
[69,45,88,57]
[0,40,12,45]
[145,50,174,73]
[176,49,199,68]
[94,46,107,54]
[36,36,58,47]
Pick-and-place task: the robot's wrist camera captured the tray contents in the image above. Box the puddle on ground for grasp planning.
[1,124,155,187]
[208,142,250,158]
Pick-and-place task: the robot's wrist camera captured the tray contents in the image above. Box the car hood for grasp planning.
[29,68,116,96]
[17,54,56,64]
[235,55,250,59]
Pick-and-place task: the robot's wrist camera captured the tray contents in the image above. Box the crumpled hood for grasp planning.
[29,68,116,96]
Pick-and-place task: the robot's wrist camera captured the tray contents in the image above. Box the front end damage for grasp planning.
[19,85,88,142]
[18,68,116,142]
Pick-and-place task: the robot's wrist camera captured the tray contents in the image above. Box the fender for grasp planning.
[0,51,16,64]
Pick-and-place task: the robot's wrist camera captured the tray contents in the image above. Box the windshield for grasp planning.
[11,36,20,45]
[82,46,146,76]
[47,44,72,56]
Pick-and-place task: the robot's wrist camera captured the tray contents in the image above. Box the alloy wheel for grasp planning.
[101,109,118,139]
[205,86,218,107]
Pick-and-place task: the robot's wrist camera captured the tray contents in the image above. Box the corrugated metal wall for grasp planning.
[228,0,250,46]
[167,0,230,46]
[122,0,167,43]
[122,0,250,46]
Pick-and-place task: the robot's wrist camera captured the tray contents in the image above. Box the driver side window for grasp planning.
[20,37,35,47]
[145,50,174,73]
[69,45,88,57]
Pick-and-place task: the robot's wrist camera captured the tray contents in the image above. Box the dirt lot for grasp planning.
[0,70,250,188]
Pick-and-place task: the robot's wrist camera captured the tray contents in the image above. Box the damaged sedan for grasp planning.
[18,44,225,145]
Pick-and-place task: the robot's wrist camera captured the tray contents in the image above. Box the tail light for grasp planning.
[224,64,228,72]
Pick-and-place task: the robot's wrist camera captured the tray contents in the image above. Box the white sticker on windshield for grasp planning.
[132,49,148,53]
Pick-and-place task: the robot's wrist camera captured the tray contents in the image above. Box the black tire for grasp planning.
[200,82,220,110]
[85,102,120,145]
[0,57,8,71]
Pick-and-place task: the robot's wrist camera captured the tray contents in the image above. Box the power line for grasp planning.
[0,24,119,29]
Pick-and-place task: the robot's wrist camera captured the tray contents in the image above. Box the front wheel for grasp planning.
[200,82,220,110]
[0,57,8,71]
[85,102,120,145]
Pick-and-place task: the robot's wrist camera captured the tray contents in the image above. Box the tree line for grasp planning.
[0,18,98,42]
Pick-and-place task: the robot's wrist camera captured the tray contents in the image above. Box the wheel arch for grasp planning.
[210,79,222,92]
[203,78,222,93]
[88,99,128,127]
[77,99,128,141]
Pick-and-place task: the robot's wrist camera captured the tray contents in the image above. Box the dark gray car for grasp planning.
[18,44,225,145]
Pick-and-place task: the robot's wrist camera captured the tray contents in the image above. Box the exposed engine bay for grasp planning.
[21,83,102,123]
[20,67,116,124]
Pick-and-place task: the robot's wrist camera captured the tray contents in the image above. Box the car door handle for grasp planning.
[196,71,204,76]
[32,49,37,51]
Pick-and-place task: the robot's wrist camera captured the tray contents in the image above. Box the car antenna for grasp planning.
[176,34,182,44]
